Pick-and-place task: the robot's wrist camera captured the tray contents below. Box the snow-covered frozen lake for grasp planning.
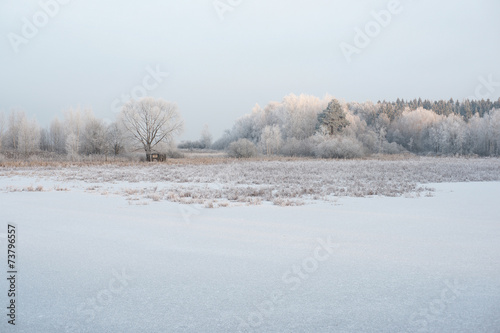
[0,174,499,332]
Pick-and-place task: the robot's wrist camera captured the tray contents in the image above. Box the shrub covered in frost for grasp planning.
[314,137,364,159]
[227,139,258,158]
[382,141,405,154]
[166,149,185,159]
[280,138,315,157]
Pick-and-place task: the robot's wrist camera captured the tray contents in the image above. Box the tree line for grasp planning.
[1,95,499,160]
[0,98,184,160]
[212,95,500,158]
[377,97,500,120]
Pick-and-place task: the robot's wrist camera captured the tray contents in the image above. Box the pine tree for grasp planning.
[461,99,472,120]
[317,99,350,135]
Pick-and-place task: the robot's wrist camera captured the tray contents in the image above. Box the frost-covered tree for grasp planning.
[374,113,390,153]
[106,122,125,156]
[65,133,80,160]
[6,110,24,150]
[49,118,66,154]
[488,109,500,155]
[63,107,90,156]
[283,94,327,140]
[435,114,466,154]
[261,125,282,155]
[471,109,500,156]
[349,101,379,126]
[17,115,40,155]
[200,124,213,149]
[389,107,442,152]
[119,97,184,160]
[81,117,107,155]
[465,114,488,155]
[39,128,50,151]
[262,102,286,130]
[317,99,350,136]
[228,139,258,158]
[212,129,235,150]
[428,125,445,153]
[232,111,262,143]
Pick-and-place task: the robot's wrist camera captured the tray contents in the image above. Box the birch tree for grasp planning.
[261,125,282,155]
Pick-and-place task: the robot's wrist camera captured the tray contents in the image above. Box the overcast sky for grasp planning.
[1,0,499,140]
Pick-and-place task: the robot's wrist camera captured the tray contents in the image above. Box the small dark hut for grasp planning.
[146,153,166,162]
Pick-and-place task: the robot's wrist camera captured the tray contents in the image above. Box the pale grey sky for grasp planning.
[1,0,499,140]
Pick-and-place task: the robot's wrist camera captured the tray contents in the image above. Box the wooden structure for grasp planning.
[146,153,167,162]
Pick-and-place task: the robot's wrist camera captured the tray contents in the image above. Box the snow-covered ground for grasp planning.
[0,159,500,332]
[1,157,500,206]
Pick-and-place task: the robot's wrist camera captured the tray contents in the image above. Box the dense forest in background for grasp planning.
[1,95,500,160]
[209,95,500,158]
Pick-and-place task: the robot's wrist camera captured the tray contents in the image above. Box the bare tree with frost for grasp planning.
[106,122,125,156]
[63,107,91,156]
[81,117,107,155]
[119,97,183,161]
[49,118,66,154]
[6,110,24,150]
[200,124,213,149]
[65,133,79,160]
[261,125,282,155]
[17,114,40,155]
